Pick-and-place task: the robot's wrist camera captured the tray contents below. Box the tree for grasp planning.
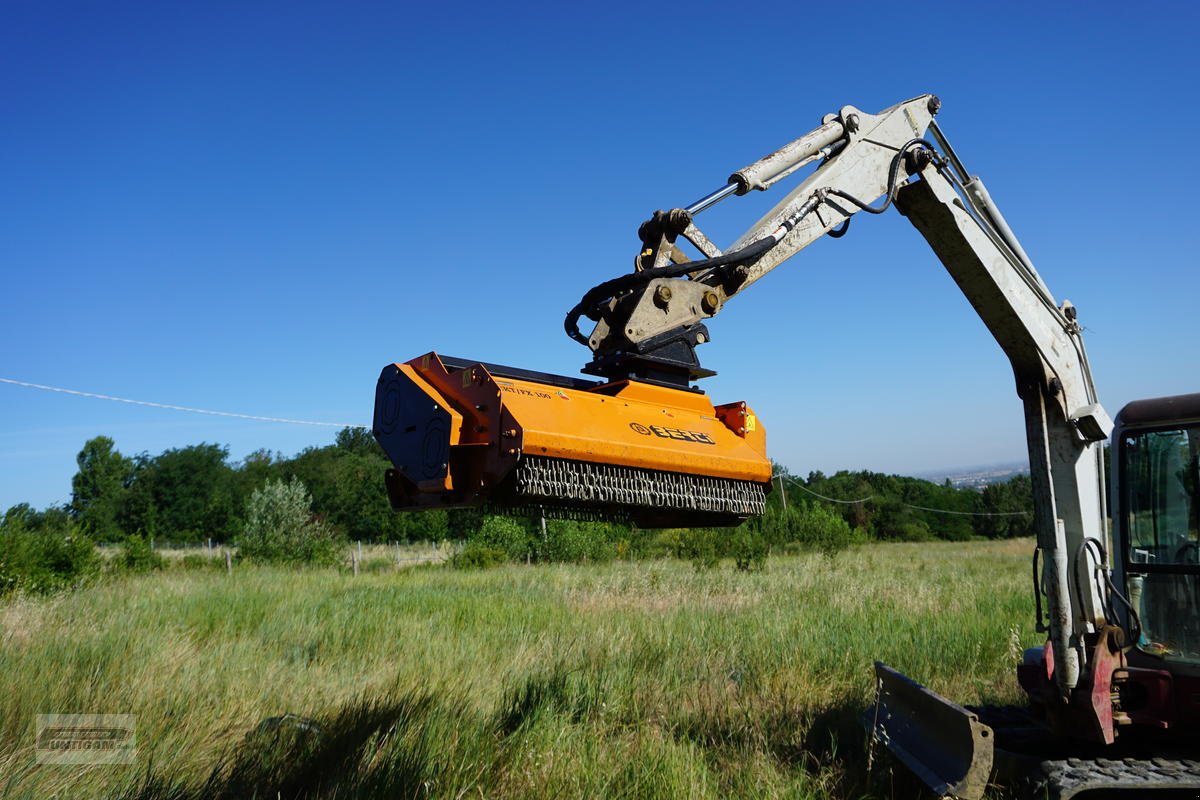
[284,444,410,542]
[70,436,132,541]
[334,427,385,458]
[976,474,1033,538]
[237,478,343,565]
[138,443,238,541]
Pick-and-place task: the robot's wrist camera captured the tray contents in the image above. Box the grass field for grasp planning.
[0,539,1040,799]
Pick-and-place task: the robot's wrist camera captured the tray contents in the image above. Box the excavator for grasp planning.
[372,95,1200,798]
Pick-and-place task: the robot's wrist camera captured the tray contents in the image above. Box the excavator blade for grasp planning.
[865,662,995,800]
[372,353,771,528]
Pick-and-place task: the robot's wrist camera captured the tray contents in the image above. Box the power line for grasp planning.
[782,475,1029,517]
[785,476,873,504]
[0,377,368,430]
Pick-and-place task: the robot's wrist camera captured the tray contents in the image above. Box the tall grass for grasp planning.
[0,539,1039,798]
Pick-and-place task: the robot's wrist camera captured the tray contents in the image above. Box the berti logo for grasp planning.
[629,422,716,445]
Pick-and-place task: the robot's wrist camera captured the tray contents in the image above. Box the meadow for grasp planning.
[0,539,1039,799]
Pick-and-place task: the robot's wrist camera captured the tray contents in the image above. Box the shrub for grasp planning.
[537,520,615,564]
[784,502,860,559]
[0,516,96,595]
[676,528,718,571]
[893,518,934,542]
[177,553,223,571]
[451,543,509,570]
[729,529,768,571]
[471,516,529,562]
[237,478,344,566]
[119,534,165,573]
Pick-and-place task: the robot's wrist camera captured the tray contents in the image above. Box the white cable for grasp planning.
[784,476,873,504]
[0,377,368,429]
[783,475,1029,517]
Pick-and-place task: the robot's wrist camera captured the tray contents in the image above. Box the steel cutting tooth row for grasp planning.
[510,455,766,516]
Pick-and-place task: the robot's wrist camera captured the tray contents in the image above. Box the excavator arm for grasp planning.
[377,94,1200,798]
[566,96,1112,705]
[375,95,1132,762]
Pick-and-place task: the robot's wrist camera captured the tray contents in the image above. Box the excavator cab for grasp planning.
[1115,395,1200,666]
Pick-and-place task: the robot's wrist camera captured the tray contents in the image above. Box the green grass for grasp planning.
[0,539,1040,799]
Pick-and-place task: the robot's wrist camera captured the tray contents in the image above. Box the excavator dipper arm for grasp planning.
[561,95,1122,734]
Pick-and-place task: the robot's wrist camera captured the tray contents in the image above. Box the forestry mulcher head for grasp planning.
[372,353,770,528]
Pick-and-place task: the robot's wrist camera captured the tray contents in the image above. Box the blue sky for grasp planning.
[3,2,1198,510]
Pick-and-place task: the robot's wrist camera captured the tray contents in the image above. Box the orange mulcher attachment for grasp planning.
[373,353,771,528]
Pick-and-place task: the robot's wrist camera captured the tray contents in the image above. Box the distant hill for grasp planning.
[915,461,1029,489]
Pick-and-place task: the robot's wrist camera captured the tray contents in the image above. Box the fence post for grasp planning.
[224,549,232,576]
[352,551,359,577]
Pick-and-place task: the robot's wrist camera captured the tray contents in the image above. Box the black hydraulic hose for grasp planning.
[827,218,851,238]
[823,137,937,216]
[1071,536,1143,648]
[563,235,777,344]
[1032,547,1046,633]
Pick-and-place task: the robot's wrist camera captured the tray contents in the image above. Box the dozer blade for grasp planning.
[372,353,771,528]
[865,662,995,800]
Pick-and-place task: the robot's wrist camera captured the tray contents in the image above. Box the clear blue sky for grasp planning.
[3,2,1198,511]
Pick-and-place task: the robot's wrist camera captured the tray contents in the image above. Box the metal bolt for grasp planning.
[927,95,942,115]
[654,284,673,307]
[701,290,720,314]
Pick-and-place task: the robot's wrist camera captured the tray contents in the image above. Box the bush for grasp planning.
[784,502,860,559]
[176,553,223,571]
[729,529,768,571]
[119,535,165,573]
[537,520,614,564]
[237,478,344,566]
[0,516,96,595]
[451,543,509,570]
[676,528,718,571]
[471,516,530,562]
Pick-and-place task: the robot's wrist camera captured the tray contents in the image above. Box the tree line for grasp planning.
[1,428,1035,591]
[11,429,1034,548]
[61,427,447,544]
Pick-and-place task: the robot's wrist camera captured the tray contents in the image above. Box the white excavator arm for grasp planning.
[566,94,1114,705]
